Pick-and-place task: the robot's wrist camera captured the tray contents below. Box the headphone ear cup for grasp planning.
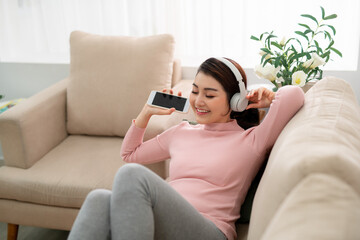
[230,93,248,112]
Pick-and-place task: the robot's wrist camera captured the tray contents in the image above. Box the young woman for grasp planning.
[68,57,304,240]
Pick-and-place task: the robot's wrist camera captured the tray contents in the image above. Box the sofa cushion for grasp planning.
[67,31,175,136]
[248,76,360,239]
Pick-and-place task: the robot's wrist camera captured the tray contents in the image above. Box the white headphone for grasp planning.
[216,58,248,112]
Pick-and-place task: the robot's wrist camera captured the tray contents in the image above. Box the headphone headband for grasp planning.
[216,58,243,82]
[216,57,248,112]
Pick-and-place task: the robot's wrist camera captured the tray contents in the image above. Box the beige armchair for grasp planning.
[0,31,195,240]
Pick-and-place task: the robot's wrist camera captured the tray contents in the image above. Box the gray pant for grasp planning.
[68,163,227,240]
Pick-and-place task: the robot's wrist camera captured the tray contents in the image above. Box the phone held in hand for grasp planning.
[147,91,190,113]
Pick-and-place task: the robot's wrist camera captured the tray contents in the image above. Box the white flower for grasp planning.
[292,71,306,87]
[255,64,279,81]
[280,36,286,46]
[303,53,326,69]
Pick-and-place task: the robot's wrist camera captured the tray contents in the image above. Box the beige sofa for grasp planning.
[0,31,195,239]
[236,76,360,240]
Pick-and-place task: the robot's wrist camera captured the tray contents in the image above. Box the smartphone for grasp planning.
[147,91,190,113]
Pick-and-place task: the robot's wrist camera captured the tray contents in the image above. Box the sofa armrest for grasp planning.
[260,174,360,240]
[0,78,68,168]
[248,77,360,240]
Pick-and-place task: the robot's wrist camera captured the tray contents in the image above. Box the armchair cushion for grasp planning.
[0,135,123,208]
[67,31,175,137]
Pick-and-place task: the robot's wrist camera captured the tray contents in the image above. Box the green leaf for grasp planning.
[325,40,335,50]
[295,31,309,42]
[263,57,275,67]
[325,24,336,35]
[296,52,308,59]
[266,34,277,39]
[322,51,330,59]
[291,45,298,53]
[324,14,337,20]
[260,32,269,41]
[326,54,330,62]
[274,57,281,68]
[281,57,288,68]
[290,52,307,63]
[260,54,267,64]
[324,31,332,40]
[250,35,259,41]
[330,47,343,57]
[271,41,283,50]
[321,6,325,19]
[298,23,311,30]
[260,48,272,54]
[301,14,318,25]
[266,34,277,49]
[293,39,304,52]
[304,29,313,35]
[314,40,320,48]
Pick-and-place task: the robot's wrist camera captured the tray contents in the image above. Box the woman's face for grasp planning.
[190,71,231,124]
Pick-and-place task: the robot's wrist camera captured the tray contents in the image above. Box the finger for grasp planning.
[246,103,255,110]
[246,90,253,99]
[246,91,252,99]
[162,89,167,93]
[163,108,175,115]
[248,90,255,97]
[246,103,261,110]
[177,91,182,97]
[257,88,264,101]
[247,90,258,101]
[169,89,174,95]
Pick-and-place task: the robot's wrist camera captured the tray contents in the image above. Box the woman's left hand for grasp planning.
[246,87,275,110]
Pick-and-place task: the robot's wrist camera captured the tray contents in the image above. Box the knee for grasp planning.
[84,189,112,208]
[113,163,150,189]
[115,163,147,181]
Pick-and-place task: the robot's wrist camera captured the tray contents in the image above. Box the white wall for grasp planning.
[0,63,70,100]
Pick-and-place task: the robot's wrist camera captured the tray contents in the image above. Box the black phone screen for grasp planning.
[152,92,187,111]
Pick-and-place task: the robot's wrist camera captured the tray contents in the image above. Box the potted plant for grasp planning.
[251,6,342,91]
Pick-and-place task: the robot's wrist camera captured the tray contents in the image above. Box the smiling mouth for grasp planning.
[196,108,210,114]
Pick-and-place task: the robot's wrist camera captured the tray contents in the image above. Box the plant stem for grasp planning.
[306,19,322,51]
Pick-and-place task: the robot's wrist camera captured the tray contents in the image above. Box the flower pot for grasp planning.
[301,80,317,93]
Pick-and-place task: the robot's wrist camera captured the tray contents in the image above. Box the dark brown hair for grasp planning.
[197,57,259,129]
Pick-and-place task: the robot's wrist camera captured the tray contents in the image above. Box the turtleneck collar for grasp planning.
[201,120,243,131]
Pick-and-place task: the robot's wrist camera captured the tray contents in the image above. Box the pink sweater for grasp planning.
[121,86,304,240]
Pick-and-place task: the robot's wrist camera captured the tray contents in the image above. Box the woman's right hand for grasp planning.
[246,87,275,110]
[134,89,182,128]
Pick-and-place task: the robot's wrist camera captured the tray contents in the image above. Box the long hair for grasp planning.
[197,57,259,129]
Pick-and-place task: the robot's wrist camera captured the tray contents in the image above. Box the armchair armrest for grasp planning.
[0,78,68,168]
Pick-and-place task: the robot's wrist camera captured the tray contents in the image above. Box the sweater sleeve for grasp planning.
[252,85,305,153]
[120,120,176,164]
